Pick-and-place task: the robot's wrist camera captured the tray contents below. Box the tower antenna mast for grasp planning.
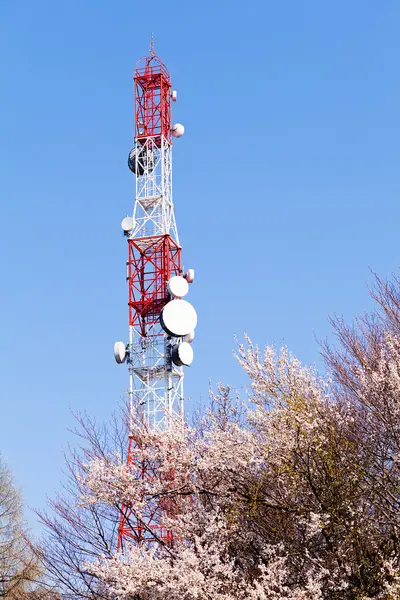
[149,33,156,56]
[114,46,196,551]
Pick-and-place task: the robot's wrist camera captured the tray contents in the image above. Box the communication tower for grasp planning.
[114,43,196,550]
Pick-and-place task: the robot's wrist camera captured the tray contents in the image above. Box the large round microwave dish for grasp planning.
[160,300,197,337]
[114,341,126,364]
[172,342,193,367]
[167,275,189,298]
[128,148,143,175]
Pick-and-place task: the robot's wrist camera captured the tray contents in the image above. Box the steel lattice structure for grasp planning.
[115,46,194,551]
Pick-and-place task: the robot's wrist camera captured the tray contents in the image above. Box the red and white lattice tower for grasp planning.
[114,43,197,552]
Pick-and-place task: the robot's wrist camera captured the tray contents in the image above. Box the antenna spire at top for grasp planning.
[149,33,156,56]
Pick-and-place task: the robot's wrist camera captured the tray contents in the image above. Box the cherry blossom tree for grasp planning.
[38,272,400,599]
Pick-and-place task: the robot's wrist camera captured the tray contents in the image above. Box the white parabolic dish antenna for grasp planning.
[172,123,185,138]
[114,341,126,364]
[160,300,197,337]
[167,275,189,298]
[185,268,195,283]
[121,216,135,233]
[172,342,193,367]
[184,330,195,343]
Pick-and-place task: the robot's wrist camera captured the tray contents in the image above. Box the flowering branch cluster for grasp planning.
[39,272,400,599]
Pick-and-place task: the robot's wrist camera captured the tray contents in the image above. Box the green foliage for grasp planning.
[0,456,41,598]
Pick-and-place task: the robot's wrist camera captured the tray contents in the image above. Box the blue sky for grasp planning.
[1,0,400,531]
